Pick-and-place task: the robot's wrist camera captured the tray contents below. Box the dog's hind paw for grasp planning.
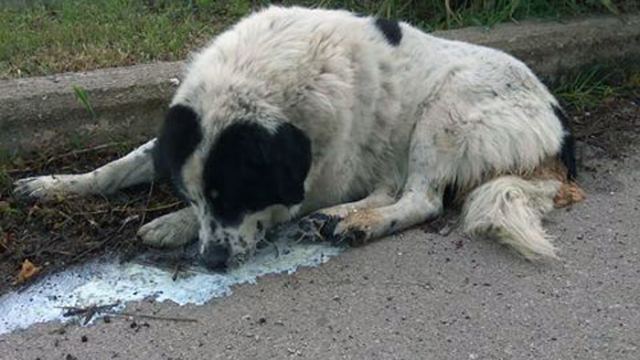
[13,175,82,200]
[340,227,368,247]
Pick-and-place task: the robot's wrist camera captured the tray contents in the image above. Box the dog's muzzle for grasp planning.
[199,243,230,270]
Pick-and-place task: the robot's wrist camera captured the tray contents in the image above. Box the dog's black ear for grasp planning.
[270,123,312,205]
[205,121,311,223]
[154,105,202,181]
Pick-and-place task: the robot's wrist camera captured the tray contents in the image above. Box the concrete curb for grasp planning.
[0,61,183,154]
[435,15,640,82]
[1,14,639,154]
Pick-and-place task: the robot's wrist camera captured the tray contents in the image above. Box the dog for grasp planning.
[14,6,585,269]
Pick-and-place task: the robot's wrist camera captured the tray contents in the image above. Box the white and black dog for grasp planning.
[14,6,584,269]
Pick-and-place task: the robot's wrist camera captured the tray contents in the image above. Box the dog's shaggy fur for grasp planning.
[14,6,584,268]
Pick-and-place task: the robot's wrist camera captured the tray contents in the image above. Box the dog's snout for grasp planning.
[199,243,230,270]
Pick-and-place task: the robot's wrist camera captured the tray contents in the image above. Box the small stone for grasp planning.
[81,335,88,343]
[438,225,452,236]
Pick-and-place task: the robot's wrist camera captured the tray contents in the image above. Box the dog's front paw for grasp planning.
[138,213,196,248]
[294,213,342,243]
[13,175,81,200]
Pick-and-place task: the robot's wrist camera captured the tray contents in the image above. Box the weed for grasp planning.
[0,167,11,196]
[553,67,630,110]
[72,85,96,119]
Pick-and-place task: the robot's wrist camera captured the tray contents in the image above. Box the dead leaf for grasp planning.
[15,259,41,285]
[0,232,14,253]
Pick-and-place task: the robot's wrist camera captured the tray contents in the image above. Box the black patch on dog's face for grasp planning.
[203,122,312,225]
[374,18,402,46]
[153,104,203,195]
[552,104,577,180]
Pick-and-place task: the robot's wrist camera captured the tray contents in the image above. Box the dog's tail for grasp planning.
[461,176,564,260]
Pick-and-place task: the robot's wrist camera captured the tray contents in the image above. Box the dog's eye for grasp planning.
[210,190,219,199]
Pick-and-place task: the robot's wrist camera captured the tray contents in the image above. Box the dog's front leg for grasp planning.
[296,110,447,245]
[138,207,199,248]
[14,139,157,200]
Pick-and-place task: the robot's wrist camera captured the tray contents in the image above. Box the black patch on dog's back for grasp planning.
[204,122,312,225]
[154,105,202,189]
[374,18,402,46]
[552,104,577,180]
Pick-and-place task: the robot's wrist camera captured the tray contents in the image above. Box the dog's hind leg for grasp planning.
[300,115,446,245]
[14,139,157,200]
[327,104,452,245]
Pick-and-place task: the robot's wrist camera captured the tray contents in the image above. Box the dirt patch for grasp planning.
[571,94,640,158]
[0,143,181,295]
[0,93,638,296]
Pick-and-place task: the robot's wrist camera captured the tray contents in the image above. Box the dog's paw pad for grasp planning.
[13,176,66,200]
[341,228,368,247]
[294,213,342,243]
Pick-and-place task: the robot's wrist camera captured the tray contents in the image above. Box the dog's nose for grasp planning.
[199,244,230,270]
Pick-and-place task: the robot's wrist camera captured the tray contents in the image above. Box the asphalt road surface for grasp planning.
[1,140,638,360]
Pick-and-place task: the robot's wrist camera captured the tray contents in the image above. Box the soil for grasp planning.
[571,96,640,159]
[0,143,181,295]
[0,93,638,296]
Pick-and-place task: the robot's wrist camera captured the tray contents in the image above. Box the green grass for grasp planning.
[554,67,639,110]
[72,85,96,119]
[0,0,250,78]
[1,0,636,79]
[555,69,620,110]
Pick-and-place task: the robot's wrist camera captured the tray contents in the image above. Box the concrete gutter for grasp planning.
[0,62,183,154]
[436,15,640,82]
[1,14,639,154]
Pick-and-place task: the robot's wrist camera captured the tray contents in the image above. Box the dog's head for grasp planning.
[154,104,312,269]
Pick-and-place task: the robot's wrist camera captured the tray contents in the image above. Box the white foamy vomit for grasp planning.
[0,238,342,335]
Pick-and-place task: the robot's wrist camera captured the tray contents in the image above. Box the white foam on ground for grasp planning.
[0,239,342,335]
